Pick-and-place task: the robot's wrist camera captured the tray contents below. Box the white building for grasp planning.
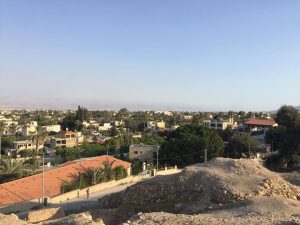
[203,117,236,130]
[12,140,44,151]
[156,121,166,129]
[20,125,37,137]
[42,125,61,133]
[98,123,112,131]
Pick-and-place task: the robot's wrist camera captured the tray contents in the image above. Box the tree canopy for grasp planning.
[159,125,223,167]
[266,105,300,168]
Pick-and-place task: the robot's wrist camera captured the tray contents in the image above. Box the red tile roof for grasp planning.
[245,118,277,126]
[0,156,131,207]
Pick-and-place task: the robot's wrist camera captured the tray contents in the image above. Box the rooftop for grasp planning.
[0,155,131,207]
[245,118,277,126]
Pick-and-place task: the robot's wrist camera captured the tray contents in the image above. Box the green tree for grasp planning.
[19,149,34,161]
[82,168,104,186]
[9,123,18,142]
[112,166,127,180]
[0,121,6,159]
[217,126,235,142]
[75,105,89,122]
[0,157,25,182]
[30,126,48,169]
[60,114,82,131]
[276,105,300,129]
[102,160,115,181]
[224,135,259,158]
[159,125,223,167]
[266,105,300,168]
[110,125,118,137]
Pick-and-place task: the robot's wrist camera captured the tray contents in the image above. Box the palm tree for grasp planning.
[9,123,18,142]
[102,160,115,181]
[30,126,48,169]
[0,121,6,159]
[82,168,104,186]
[0,157,24,174]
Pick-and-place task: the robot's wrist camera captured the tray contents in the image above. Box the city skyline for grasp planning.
[1,1,300,111]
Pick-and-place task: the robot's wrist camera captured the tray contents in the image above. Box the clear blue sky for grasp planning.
[1,0,300,111]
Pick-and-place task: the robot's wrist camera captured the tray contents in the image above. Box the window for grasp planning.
[217,124,222,127]
[134,151,138,154]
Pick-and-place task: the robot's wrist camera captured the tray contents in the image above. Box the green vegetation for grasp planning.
[159,125,223,167]
[266,105,300,168]
[0,121,5,158]
[224,135,259,158]
[0,157,34,183]
[30,126,48,169]
[61,160,127,193]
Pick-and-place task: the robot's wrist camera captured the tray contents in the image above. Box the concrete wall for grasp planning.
[157,168,181,176]
[0,167,180,214]
[48,175,140,204]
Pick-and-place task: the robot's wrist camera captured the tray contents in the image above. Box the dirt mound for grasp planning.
[40,212,104,225]
[0,214,27,225]
[99,158,300,215]
[126,211,300,225]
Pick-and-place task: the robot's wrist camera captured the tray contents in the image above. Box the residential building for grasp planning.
[156,121,166,129]
[50,131,77,148]
[238,118,278,151]
[20,125,37,137]
[244,118,278,133]
[0,156,131,207]
[50,137,68,149]
[12,140,44,151]
[203,117,236,130]
[183,115,193,120]
[42,125,61,133]
[98,123,112,131]
[129,144,159,163]
[132,132,142,139]
[146,121,156,129]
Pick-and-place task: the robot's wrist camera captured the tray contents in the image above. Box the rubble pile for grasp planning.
[125,211,300,225]
[257,178,300,200]
[100,158,300,214]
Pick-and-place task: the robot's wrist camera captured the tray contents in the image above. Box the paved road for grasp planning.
[52,182,137,211]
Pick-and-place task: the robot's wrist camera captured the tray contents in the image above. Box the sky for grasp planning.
[0,0,300,111]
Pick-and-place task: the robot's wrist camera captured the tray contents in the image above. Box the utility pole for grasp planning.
[106,144,109,156]
[204,149,207,162]
[42,152,45,207]
[156,142,159,171]
[248,129,251,158]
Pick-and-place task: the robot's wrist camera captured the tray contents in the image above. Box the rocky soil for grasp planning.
[97,158,300,224]
[126,211,300,225]
[99,158,300,211]
[1,158,299,225]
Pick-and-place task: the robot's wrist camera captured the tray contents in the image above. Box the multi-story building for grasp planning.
[203,117,236,130]
[129,144,159,163]
[237,118,278,151]
[42,125,61,133]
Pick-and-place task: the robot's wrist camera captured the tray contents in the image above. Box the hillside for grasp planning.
[0,158,299,225]
[97,158,300,224]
